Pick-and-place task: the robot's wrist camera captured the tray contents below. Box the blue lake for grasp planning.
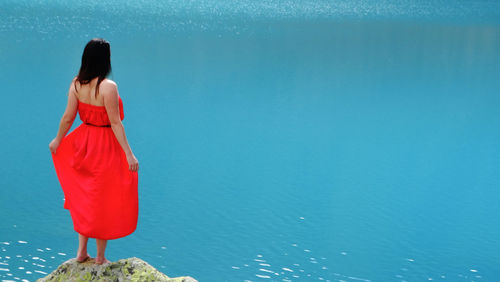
[1,1,500,281]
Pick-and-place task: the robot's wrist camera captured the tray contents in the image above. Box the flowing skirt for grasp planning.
[51,124,138,240]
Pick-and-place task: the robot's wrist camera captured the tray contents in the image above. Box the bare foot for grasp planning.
[76,253,91,263]
[95,257,111,265]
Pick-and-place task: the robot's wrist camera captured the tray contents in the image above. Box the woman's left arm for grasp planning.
[49,80,78,154]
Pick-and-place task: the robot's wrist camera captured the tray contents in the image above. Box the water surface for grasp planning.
[1,1,499,281]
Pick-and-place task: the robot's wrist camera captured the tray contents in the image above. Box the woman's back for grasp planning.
[73,77,113,106]
[72,78,124,127]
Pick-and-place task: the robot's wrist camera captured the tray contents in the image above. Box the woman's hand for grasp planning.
[126,153,139,172]
[49,138,61,154]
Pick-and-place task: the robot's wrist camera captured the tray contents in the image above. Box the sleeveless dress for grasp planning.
[51,95,138,240]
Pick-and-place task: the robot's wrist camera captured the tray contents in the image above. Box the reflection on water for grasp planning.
[0,239,62,281]
[0,234,486,282]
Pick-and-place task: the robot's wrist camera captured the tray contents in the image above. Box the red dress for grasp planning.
[51,96,138,240]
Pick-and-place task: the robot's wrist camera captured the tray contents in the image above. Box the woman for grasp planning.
[49,38,139,265]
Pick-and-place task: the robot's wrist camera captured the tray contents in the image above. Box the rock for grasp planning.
[37,257,198,282]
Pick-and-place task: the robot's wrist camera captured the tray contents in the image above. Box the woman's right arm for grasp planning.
[102,81,139,172]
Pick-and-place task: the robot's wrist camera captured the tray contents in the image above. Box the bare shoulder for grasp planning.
[69,76,78,87]
[68,76,78,96]
[102,78,117,87]
[100,79,118,95]
[101,79,119,103]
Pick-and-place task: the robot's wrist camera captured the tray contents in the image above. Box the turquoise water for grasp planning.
[1,1,500,281]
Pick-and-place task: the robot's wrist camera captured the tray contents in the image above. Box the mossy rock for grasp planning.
[37,257,197,282]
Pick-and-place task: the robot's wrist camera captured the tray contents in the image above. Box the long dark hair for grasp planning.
[74,38,112,98]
